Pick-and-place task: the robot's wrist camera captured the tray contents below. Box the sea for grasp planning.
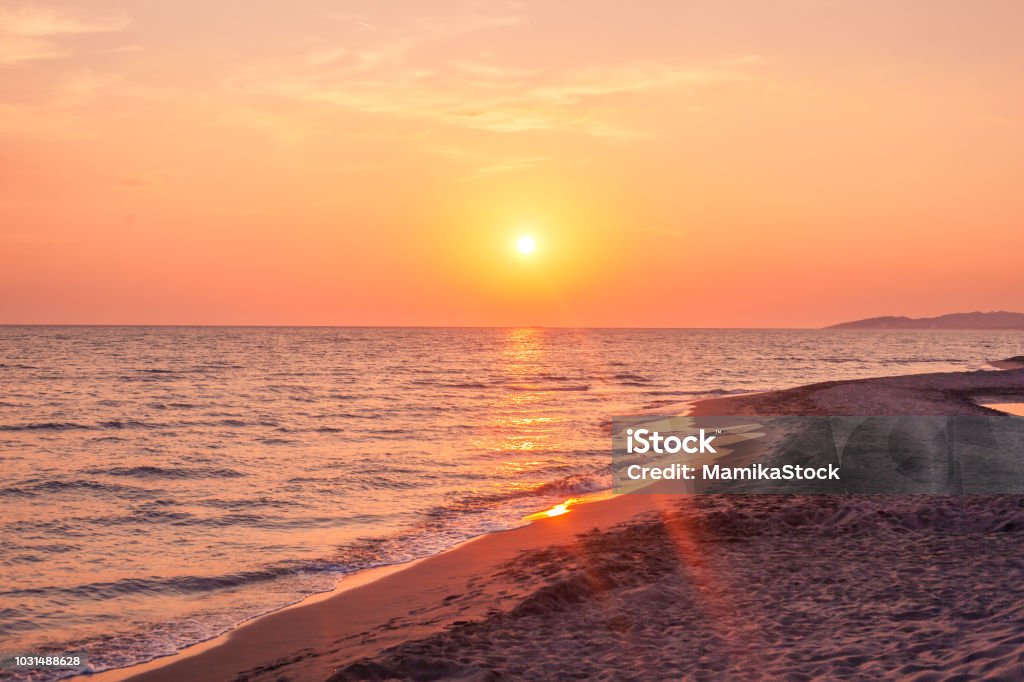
[1,326,1022,678]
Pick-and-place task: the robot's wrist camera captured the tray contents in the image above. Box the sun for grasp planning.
[516,235,536,255]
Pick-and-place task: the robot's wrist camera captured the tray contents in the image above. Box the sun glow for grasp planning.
[516,235,536,255]
[544,502,569,517]
[526,498,580,520]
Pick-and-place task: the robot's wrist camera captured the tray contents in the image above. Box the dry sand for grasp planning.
[690,365,1024,417]
[119,367,1024,681]
[332,495,1024,681]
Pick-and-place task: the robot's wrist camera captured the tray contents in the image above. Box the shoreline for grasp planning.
[87,559,433,682]
[103,366,1024,681]
[87,491,622,682]
[109,491,680,682]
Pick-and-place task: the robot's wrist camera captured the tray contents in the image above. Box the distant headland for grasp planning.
[826,311,1024,330]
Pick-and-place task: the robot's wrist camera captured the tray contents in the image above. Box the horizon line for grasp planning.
[0,323,824,330]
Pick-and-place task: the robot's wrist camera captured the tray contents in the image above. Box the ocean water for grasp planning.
[1,326,1022,678]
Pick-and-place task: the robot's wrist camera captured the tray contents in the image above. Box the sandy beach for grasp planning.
[109,366,1024,681]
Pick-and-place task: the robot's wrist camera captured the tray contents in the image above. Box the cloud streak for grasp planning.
[240,58,757,138]
[0,2,129,66]
[220,3,760,140]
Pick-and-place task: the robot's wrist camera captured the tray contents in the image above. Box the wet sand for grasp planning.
[118,367,1024,681]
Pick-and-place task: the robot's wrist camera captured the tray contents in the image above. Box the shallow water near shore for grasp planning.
[1,326,1022,678]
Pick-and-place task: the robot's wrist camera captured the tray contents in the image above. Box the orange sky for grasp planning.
[1,0,1022,327]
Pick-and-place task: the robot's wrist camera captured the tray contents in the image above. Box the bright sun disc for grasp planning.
[517,235,536,254]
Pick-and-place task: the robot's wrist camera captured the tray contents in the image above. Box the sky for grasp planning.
[1,0,1022,327]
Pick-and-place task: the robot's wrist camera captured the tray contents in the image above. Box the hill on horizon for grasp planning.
[826,311,1024,330]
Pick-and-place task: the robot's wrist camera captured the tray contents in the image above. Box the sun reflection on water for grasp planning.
[545,502,570,517]
[480,330,597,522]
[526,497,580,520]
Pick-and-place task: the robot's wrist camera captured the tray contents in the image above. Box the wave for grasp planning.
[195,497,298,511]
[311,413,382,421]
[259,437,297,445]
[0,565,328,602]
[611,373,650,382]
[215,418,263,427]
[506,384,590,392]
[427,471,610,518]
[0,420,167,432]
[120,370,183,382]
[149,402,201,410]
[0,417,294,433]
[98,419,161,429]
[640,388,751,397]
[0,421,90,431]
[411,376,610,391]
[883,357,965,364]
[0,479,152,499]
[410,379,491,389]
[81,509,349,531]
[86,466,246,479]
[530,473,608,496]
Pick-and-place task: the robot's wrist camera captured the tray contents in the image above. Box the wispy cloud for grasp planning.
[0,67,157,138]
[240,57,757,139]
[468,157,548,178]
[219,2,761,139]
[0,2,129,66]
[431,144,548,180]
